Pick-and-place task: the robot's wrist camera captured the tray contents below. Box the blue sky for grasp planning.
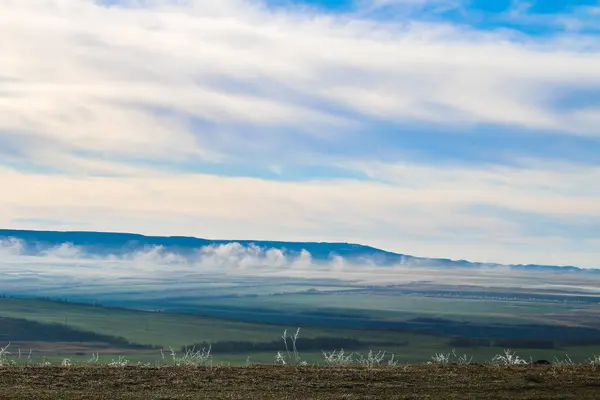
[1,0,599,267]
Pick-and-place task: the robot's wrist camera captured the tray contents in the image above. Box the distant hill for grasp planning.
[0,229,590,273]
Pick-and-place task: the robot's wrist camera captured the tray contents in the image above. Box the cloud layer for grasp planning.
[2,240,599,302]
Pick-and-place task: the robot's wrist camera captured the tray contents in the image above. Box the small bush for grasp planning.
[2,330,600,369]
[356,350,388,368]
[588,355,600,366]
[429,349,473,365]
[322,349,355,366]
[492,349,529,365]
[108,356,130,368]
[169,346,212,367]
[275,328,306,366]
[0,343,13,366]
[553,355,575,366]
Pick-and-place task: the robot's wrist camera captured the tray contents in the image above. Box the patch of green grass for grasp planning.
[0,298,443,349]
[185,293,576,325]
[4,297,600,366]
[0,298,288,348]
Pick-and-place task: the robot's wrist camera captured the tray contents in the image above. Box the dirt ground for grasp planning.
[0,364,599,399]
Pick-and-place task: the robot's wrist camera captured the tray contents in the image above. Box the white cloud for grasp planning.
[506,1,600,34]
[1,159,600,267]
[1,0,600,169]
[347,159,600,215]
[0,238,25,258]
[41,242,83,259]
[356,0,463,12]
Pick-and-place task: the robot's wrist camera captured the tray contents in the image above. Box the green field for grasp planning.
[178,292,574,324]
[0,298,445,358]
[3,297,600,365]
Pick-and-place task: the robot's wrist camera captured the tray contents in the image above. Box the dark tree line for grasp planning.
[0,316,156,349]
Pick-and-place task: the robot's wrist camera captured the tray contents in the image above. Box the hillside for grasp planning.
[0,229,588,272]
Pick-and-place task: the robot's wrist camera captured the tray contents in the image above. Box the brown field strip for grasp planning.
[0,364,599,399]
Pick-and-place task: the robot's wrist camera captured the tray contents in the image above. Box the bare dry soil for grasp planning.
[0,364,599,399]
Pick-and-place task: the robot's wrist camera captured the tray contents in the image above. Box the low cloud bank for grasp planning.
[1,239,599,297]
[0,238,316,269]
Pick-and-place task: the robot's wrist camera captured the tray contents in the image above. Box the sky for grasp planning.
[1,0,599,268]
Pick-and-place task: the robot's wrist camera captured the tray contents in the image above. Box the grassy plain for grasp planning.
[181,292,596,325]
[3,296,600,365]
[0,298,445,361]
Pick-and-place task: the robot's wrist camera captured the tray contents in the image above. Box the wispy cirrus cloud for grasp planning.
[2,0,599,164]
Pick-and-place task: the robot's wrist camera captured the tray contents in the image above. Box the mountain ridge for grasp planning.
[0,228,590,273]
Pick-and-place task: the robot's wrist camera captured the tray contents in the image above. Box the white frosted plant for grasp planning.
[356,350,387,368]
[169,346,212,367]
[275,328,306,366]
[553,354,575,366]
[38,357,51,367]
[87,353,100,364]
[323,349,399,367]
[429,349,473,365]
[322,349,355,366]
[455,351,473,365]
[274,351,287,365]
[0,343,12,366]
[387,353,401,366]
[108,356,130,367]
[430,351,453,364]
[492,349,529,365]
